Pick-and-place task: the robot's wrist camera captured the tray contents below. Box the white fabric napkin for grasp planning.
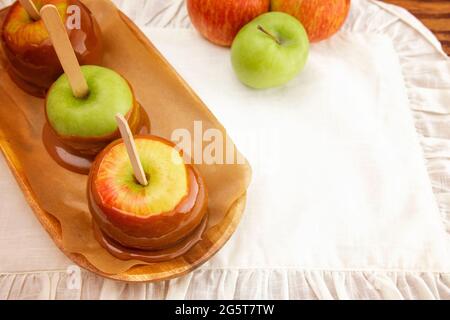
[148,28,447,271]
[0,0,449,299]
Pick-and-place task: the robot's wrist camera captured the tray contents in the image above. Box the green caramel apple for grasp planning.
[46,65,133,138]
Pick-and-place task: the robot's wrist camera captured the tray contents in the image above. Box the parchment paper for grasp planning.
[0,0,251,274]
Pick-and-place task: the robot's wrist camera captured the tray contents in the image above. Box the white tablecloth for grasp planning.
[0,0,449,299]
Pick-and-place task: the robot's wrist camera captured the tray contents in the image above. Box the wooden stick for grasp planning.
[40,5,89,99]
[115,114,149,186]
[19,0,40,20]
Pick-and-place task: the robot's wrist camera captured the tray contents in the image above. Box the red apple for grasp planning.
[271,0,351,42]
[187,0,270,47]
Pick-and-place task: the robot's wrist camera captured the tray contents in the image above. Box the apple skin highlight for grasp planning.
[271,0,351,42]
[187,0,270,47]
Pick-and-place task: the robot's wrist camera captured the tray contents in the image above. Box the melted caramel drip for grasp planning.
[93,215,208,263]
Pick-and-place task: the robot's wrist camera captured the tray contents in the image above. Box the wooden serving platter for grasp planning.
[3,142,247,281]
[0,0,251,282]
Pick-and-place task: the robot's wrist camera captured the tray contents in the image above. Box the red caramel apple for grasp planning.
[1,0,103,97]
[88,135,208,262]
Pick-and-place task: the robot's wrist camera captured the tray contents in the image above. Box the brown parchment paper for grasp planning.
[0,0,251,276]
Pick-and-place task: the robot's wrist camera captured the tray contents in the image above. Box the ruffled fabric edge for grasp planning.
[361,0,450,245]
[0,269,449,300]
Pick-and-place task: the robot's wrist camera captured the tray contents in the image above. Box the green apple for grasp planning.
[46,65,133,137]
[231,12,309,89]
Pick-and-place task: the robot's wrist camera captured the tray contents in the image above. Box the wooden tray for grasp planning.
[3,141,247,281]
[0,1,250,282]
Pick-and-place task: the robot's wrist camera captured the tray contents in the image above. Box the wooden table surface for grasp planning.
[382,0,450,55]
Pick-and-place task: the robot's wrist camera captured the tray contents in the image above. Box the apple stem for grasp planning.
[257,25,281,45]
[19,0,40,21]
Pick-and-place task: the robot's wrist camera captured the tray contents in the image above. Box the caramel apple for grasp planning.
[38,5,149,174]
[88,135,208,262]
[43,65,150,174]
[1,0,103,97]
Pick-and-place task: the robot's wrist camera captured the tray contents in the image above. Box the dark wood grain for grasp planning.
[382,0,450,55]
